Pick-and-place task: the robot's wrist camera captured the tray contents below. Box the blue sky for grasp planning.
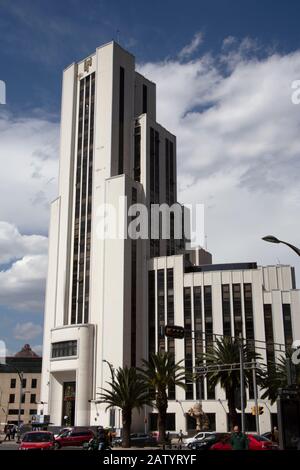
[1,0,300,355]
[2,0,300,114]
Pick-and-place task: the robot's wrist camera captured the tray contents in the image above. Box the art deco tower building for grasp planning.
[41,42,300,434]
[41,41,182,427]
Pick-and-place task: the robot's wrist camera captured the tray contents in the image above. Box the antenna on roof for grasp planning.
[116,29,120,44]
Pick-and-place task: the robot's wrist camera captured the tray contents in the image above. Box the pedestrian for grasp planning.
[230,425,248,450]
[272,426,279,444]
[11,425,16,440]
[177,429,184,449]
[3,425,11,442]
[97,426,108,450]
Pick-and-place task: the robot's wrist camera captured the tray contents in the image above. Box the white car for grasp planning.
[184,431,215,447]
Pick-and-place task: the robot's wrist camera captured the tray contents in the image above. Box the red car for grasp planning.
[19,431,55,450]
[247,434,273,450]
[54,428,95,448]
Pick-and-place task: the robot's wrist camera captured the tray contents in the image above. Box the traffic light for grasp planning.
[258,406,264,415]
[251,405,264,415]
[164,325,185,339]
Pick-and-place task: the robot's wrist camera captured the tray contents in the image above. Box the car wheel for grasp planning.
[54,442,61,450]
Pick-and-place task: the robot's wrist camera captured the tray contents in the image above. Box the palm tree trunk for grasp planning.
[157,390,168,444]
[227,389,238,429]
[158,410,167,444]
[122,409,132,448]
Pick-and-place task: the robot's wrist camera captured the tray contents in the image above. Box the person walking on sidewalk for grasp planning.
[3,425,11,442]
[230,426,248,450]
[177,430,184,449]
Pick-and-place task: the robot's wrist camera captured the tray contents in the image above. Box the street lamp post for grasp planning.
[262,235,300,257]
[238,334,246,434]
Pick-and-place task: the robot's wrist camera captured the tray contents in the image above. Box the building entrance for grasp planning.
[62,381,76,426]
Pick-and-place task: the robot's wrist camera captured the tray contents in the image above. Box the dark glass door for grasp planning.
[62,381,76,426]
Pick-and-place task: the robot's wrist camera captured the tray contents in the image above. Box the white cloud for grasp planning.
[0,253,48,312]
[0,221,48,265]
[0,112,59,234]
[178,31,204,60]
[0,222,48,311]
[138,39,300,276]
[13,322,43,340]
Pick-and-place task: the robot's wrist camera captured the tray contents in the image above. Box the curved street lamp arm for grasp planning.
[280,240,300,257]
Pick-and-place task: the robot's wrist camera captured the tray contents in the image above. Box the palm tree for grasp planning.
[259,354,300,404]
[97,366,151,448]
[198,336,260,428]
[139,352,186,443]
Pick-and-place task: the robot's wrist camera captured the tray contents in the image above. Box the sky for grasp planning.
[1,0,300,355]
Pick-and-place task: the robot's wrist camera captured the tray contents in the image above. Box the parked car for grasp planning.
[19,431,55,450]
[247,434,274,450]
[54,428,95,448]
[191,432,275,451]
[261,431,272,441]
[113,433,157,447]
[53,427,72,439]
[19,424,33,439]
[190,433,229,450]
[185,432,215,448]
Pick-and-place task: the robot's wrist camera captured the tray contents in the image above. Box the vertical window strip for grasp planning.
[131,187,137,366]
[194,286,204,399]
[77,74,91,324]
[84,72,95,323]
[244,283,255,342]
[157,269,165,352]
[142,84,147,114]
[71,73,95,325]
[184,287,193,400]
[232,284,243,338]
[154,130,160,256]
[134,125,141,182]
[118,66,125,174]
[165,139,170,205]
[204,285,215,398]
[148,271,156,356]
[243,283,255,398]
[264,304,275,366]
[222,285,231,337]
[149,127,155,258]
[282,304,293,348]
[167,268,175,399]
[71,78,85,324]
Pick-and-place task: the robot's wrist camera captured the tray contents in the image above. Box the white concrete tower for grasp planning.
[40,41,180,428]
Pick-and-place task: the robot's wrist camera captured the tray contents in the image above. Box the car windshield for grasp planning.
[251,435,270,441]
[58,431,70,437]
[23,433,52,442]
[203,435,217,442]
